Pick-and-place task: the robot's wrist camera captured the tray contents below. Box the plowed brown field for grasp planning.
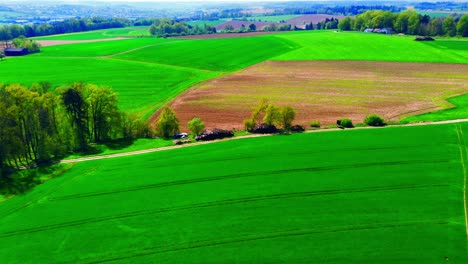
[164,61,468,130]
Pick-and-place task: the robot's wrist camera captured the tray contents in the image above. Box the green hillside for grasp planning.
[0,123,467,263]
[32,27,150,40]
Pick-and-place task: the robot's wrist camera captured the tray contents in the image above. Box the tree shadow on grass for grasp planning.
[103,138,135,150]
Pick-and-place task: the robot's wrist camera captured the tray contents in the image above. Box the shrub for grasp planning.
[364,114,386,127]
[195,128,234,141]
[339,118,354,128]
[290,125,305,132]
[243,118,256,132]
[251,123,277,134]
[310,121,321,128]
[188,117,205,135]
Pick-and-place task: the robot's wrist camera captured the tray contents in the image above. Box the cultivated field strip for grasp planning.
[0,184,448,238]
[82,219,450,264]
[49,159,451,201]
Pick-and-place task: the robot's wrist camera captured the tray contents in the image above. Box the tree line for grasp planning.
[338,10,468,37]
[0,17,133,41]
[149,19,217,37]
[0,82,151,175]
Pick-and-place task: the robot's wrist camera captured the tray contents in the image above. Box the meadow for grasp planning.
[249,14,301,22]
[403,94,468,123]
[32,27,150,40]
[186,20,227,27]
[0,122,467,263]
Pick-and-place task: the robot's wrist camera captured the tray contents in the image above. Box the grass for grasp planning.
[273,31,468,64]
[0,122,467,263]
[402,94,468,123]
[32,27,150,40]
[113,35,299,71]
[34,38,178,57]
[0,57,219,116]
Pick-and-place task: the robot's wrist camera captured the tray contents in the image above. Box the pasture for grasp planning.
[32,27,150,40]
[403,94,468,123]
[169,60,468,130]
[0,122,467,263]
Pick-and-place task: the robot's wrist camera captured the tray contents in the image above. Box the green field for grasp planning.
[0,56,219,115]
[403,94,468,123]
[0,122,467,263]
[273,31,468,64]
[32,27,150,40]
[113,35,299,71]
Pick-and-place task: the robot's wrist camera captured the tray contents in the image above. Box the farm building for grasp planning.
[5,48,28,56]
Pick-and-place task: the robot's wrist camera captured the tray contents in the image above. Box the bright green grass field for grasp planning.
[273,31,468,64]
[403,94,468,123]
[0,57,219,115]
[0,123,467,263]
[32,27,150,40]
[34,38,179,57]
[113,35,300,71]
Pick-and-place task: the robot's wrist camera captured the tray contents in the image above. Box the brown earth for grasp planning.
[37,37,127,47]
[161,61,467,131]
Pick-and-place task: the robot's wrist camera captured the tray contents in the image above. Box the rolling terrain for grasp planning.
[0,122,467,263]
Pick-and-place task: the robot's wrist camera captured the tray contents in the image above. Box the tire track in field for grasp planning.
[455,125,468,238]
[0,164,87,220]
[0,184,448,238]
[49,159,451,202]
[83,219,449,264]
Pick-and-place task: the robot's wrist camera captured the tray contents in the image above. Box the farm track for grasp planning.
[455,125,468,237]
[0,184,449,238]
[83,219,449,264]
[52,159,451,201]
[61,119,468,165]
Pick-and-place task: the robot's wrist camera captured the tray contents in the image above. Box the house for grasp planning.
[5,48,28,56]
[364,28,373,33]
[380,28,394,34]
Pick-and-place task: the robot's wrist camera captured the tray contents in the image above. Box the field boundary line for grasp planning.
[60,119,468,164]
[455,124,468,238]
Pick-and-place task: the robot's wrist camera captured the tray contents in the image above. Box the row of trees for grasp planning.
[0,83,150,173]
[149,19,216,37]
[11,36,41,53]
[338,10,468,37]
[243,99,297,132]
[0,17,133,41]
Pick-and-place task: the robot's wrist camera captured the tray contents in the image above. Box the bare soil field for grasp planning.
[165,61,468,130]
[37,37,127,47]
[286,14,347,25]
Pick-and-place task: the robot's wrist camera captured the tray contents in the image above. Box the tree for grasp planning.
[86,85,120,142]
[263,104,280,126]
[61,84,89,151]
[188,117,205,135]
[442,16,456,37]
[338,17,352,31]
[0,50,5,60]
[279,106,296,131]
[224,24,234,31]
[156,107,179,139]
[457,15,468,37]
[248,23,256,31]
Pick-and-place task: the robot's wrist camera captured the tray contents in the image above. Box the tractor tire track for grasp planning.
[49,159,451,202]
[83,219,449,264]
[455,125,468,237]
[0,184,448,238]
